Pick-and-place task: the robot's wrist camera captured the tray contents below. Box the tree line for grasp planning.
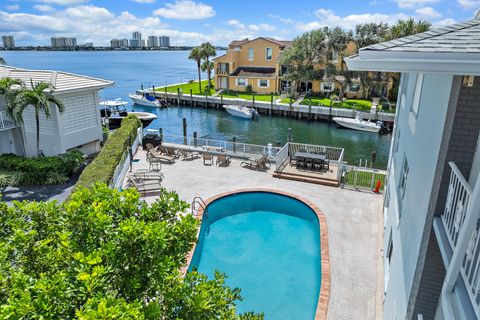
[281,18,431,100]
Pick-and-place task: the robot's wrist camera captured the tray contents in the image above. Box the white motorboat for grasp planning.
[129,93,161,107]
[99,99,157,129]
[223,105,259,119]
[333,115,382,133]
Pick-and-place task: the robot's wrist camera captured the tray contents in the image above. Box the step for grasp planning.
[278,170,339,183]
[273,172,339,187]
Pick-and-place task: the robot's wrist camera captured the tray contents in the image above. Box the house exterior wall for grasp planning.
[229,76,277,93]
[383,73,453,319]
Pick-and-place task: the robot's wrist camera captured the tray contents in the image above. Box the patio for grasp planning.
[123,148,384,320]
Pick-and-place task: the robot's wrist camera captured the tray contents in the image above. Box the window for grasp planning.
[386,234,393,264]
[330,50,338,61]
[393,128,400,154]
[248,48,254,60]
[400,74,409,110]
[322,82,334,92]
[236,78,247,87]
[258,79,269,88]
[398,156,409,200]
[349,83,360,93]
[265,48,272,60]
[233,46,241,51]
[411,73,423,118]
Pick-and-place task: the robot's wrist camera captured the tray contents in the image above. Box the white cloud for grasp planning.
[395,0,439,9]
[227,19,245,29]
[153,0,215,20]
[296,9,408,32]
[33,4,55,12]
[415,6,441,18]
[457,0,480,9]
[39,0,89,5]
[6,5,19,10]
[268,13,295,24]
[131,0,155,3]
[433,18,457,26]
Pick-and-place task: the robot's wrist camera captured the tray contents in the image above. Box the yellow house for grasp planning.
[214,37,393,99]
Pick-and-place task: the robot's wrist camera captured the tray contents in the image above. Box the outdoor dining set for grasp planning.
[290,151,330,171]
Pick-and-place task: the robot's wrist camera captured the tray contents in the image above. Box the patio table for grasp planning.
[293,152,327,170]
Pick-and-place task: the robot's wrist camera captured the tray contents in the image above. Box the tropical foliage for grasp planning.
[75,114,141,190]
[7,81,65,156]
[188,47,203,92]
[200,42,216,89]
[0,184,263,319]
[0,150,85,187]
[281,18,432,100]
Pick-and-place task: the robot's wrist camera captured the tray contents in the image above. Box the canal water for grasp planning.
[2,50,391,168]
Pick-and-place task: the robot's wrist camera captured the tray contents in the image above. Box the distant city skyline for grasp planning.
[0,0,478,47]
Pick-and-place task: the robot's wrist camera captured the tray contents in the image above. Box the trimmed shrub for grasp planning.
[75,115,141,190]
[0,151,85,187]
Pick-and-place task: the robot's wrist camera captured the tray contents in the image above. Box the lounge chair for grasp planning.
[146,147,175,164]
[216,153,231,167]
[126,176,162,196]
[129,169,164,182]
[203,152,213,165]
[165,146,180,159]
[179,149,201,160]
[241,154,270,171]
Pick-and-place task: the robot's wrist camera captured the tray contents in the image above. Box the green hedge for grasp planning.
[0,151,85,187]
[75,115,141,189]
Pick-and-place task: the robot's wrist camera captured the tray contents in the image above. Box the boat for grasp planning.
[333,114,382,133]
[99,99,157,129]
[129,93,161,107]
[223,105,259,119]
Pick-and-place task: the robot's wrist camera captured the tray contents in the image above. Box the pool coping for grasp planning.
[183,188,331,320]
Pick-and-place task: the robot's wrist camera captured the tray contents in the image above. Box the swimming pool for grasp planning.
[188,190,329,319]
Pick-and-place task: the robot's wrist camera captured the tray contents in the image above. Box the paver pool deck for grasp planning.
[125,149,384,320]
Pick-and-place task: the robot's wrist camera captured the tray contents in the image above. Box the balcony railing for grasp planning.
[216,69,229,75]
[441,162,480,317]
[0,111,18,130]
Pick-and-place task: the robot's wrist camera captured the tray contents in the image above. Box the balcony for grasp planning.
[216,69,229,75]
[435,162,479,319]
[0,111,18,131]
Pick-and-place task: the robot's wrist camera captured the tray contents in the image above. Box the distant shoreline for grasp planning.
[0,46,227,52]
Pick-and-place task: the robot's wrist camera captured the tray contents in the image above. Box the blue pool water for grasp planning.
[189,192,321,319]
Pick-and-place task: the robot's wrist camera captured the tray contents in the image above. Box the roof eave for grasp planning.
[53,82,115,95]
[345,54,480,75]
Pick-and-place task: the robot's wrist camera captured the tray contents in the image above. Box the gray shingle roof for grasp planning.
[0,65,113,93]
[363,18,480,54]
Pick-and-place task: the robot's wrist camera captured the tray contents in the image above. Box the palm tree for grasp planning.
[0,77,23,96]
[200,42,216,89]
[189,47,203,92]
[385,18,431,41]
[0,57,6,65]
[8,81,65,156]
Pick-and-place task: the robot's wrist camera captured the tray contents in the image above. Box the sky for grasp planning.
[0,0,479,46]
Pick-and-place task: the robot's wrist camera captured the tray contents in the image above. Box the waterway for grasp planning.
[2,50,391,168]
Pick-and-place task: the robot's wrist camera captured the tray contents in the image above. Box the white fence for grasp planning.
[157,133,282,160]
[0,111,17,130]
[344,165,386,191]
[110,128,143,188]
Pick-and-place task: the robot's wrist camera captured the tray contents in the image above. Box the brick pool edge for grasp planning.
[183,188,331,320]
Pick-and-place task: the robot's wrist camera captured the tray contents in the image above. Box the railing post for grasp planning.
[193,131,198,147]
[183,118,187,145]
[233,136,237,153]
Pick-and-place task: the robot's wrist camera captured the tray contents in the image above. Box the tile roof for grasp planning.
[228,37,292,48]
[230,66,276,77]
[362,18,480,54]
[0,65,113,93]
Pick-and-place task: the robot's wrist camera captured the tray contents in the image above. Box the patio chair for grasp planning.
[179,149,201,160]
[147,147,175,164]
[166,146,180,159]
[129,169,164,182]
[126,176,162,196]
[241,154,270,171]
[203,152,213,166]
[216,153,231,167]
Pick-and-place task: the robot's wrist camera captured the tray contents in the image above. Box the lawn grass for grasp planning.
[344,170,386,190]
[156,80,215,96]
[221,92,279,102]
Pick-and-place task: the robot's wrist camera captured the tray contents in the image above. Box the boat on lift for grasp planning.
[333,114,382,133]
[223,105,260,119]
[99,99,157,129]
[129,92,162,107]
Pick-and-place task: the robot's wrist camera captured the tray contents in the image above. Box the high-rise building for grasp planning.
[51,37,77,48]
[147,36,158,48]
[129,31,142,48]
[159,36,170,48]
[2,36,15,49]
[111,39,129,48]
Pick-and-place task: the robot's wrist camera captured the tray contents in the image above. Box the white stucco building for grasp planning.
[347,17,480,320]
[0,65,113,157]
